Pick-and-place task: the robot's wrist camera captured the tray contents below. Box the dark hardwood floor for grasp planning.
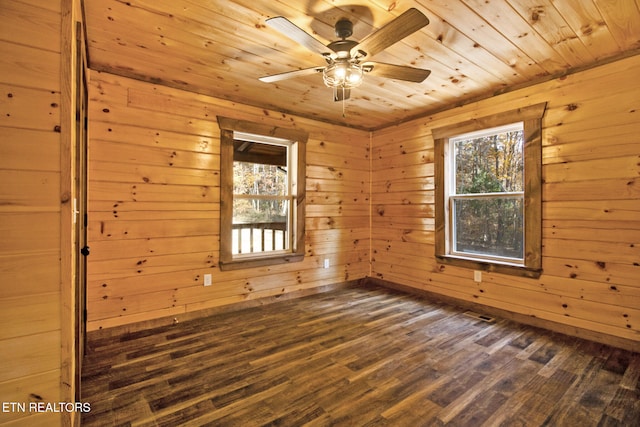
[81,285,640,426]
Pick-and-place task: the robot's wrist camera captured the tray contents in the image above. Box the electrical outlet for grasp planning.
[323,258,330,269]
[473,270,482,283]
[204,273,212,286]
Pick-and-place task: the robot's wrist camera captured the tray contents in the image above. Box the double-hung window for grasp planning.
[232,133,293,255]
[434,103,546,277]
[218,117,307,270]
[448,123,525,264]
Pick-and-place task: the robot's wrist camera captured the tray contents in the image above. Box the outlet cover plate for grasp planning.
[473,270,482,282]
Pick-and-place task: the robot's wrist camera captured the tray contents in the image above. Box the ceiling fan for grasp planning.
[259,8,431,102]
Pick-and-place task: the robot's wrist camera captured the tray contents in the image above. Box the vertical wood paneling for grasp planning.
[86,72,371,331]
[371,54,640,345]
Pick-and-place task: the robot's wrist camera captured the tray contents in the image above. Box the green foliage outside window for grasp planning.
[454,129,523,194]
[233,161,288,224]
[451,126,524,261]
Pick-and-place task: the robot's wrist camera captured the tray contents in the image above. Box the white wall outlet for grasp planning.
[323,258,330,269]
[204,273,212,286]
[474,270,482,283]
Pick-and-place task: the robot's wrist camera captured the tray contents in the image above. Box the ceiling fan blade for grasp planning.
[363,62,431,82]
[351,8,429,58]
[266,16,332,57]
[259,67,324,83]
[333,87,351,102]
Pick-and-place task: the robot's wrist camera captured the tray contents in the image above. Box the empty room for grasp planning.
[1,0,639,425]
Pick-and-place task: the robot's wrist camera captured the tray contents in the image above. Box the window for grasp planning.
[217,117,307,270]
[433,103,546,278]
[449,123,525,263]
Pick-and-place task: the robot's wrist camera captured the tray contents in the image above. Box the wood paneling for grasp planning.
[0,371,61,425]
[0,1,76,426]
[2,3,639,426]
[86,72,371,330]
[371,54,640,346]
[82,0,640,130]
[0,294,61,340]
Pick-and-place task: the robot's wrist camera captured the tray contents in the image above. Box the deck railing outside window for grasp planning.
[232,222,287,254]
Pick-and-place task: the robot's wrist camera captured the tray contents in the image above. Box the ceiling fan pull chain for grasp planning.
[342,87,346,118]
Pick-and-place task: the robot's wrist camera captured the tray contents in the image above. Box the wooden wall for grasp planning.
[371,54,640,350]
[0,1,80,426]
[87,55,639,349]
[0,2,637,425]
[86,72,371,331]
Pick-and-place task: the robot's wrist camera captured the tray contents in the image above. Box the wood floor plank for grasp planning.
[82,285,640,426]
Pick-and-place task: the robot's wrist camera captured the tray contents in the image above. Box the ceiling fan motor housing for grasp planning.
[335,19,354,39]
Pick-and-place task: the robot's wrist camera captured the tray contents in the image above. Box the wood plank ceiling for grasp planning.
[83,0,640,130]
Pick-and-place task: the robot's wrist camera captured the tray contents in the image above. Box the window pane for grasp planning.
[233,161,288,196]
[452,197,524,260]
[232,198,289,254]
[454,126,523,194]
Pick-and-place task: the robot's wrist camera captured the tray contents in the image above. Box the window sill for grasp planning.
[219,253,304,271]
[436,255,542,279]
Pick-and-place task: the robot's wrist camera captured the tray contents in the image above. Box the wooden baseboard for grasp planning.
[363,277,639,353]
[87,280,361,343]
[87,277,638,353]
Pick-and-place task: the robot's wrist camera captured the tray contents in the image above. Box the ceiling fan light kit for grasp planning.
[259,8,431,104]
[323,61,364,88]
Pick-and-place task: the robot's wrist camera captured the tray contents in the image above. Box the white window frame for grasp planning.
[231,132,295,258]
[445,122,525,266]
[217,117,307,271]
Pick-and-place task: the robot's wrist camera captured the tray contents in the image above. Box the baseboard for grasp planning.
[86,277,638,353]
[363,277,639,353]
[87,280,361,344]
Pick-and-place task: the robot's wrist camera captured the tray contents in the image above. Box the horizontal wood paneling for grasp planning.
[3,6,638,426]
[0,1,61,52]
[371,54,640,345]
[0,128,60,172]
[87,72,371,330]
[0,331,61,383]
[0,371,61,424]
[0,84,60,131]
[0,253,60,299]
[0,213,60,254]
[83,0,640,129]
[543,179,640,201]
[0,41,61,90]
[0,294,61,340]
[0,2,65,424]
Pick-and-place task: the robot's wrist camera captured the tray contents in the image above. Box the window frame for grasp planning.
[448,122,525,265]
[433,103,546,278]
[217,117,307,271]
[232,135,293,257]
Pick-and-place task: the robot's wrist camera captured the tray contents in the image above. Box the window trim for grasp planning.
[217,117,308,271]
[433,103,546,278]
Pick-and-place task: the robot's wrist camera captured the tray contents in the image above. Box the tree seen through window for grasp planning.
[450,124,524,261]
[232,141,291,255]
